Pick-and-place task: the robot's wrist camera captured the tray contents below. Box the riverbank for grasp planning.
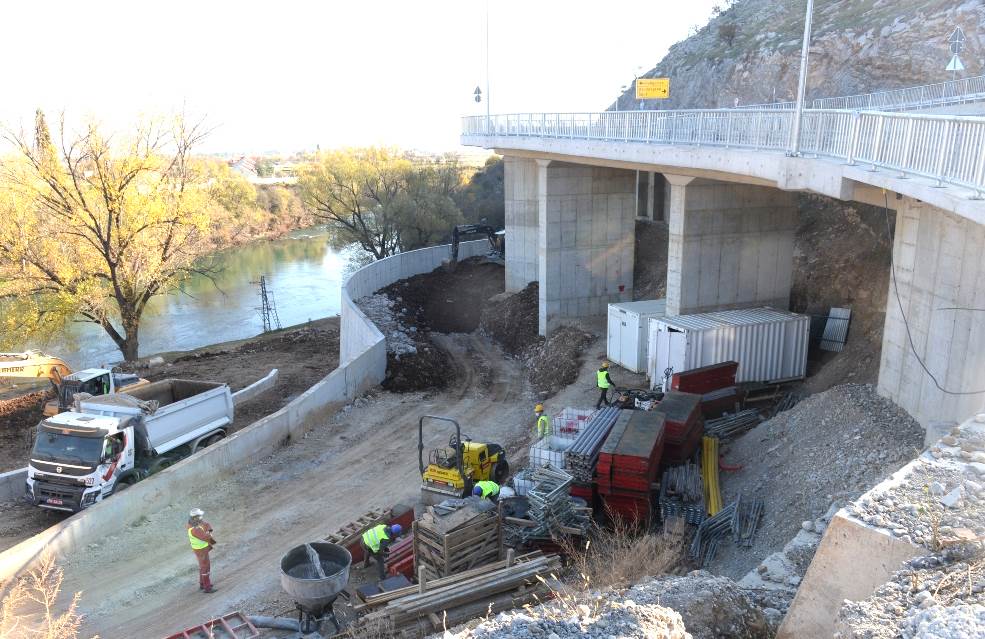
[0,317,340,475]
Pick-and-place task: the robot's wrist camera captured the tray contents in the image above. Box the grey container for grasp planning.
[280,542,351,616]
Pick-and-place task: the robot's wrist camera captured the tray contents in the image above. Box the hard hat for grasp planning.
[390,523,403,536]
[601,361,610,369]
[473,485,483,496]
[189,508,204,518]
[535,404,544,413]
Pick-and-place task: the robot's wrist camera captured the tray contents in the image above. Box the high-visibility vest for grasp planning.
[537,415,550,437]
[362,524,390,553]
[188,525,209,550]
[597,370,611,389]
[475,480,500,499]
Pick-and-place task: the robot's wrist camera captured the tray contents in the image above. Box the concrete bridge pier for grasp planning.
[878,196,985,427]
[665,176,799,316]
[503,155,636,335]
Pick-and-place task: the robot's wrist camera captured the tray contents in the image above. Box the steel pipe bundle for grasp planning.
[689,500,737,566]
[731,494,765,547]
[704,409,761,440]
[659,462,705,525]
[564,407,620,482]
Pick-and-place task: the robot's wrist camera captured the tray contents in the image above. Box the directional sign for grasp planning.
[949,27,965,54]
[474,86,482,103]
[636,78,670,100]
[946,54,965,72]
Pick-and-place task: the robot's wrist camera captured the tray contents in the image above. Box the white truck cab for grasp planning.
[26,379,233,512]
[45,368,147,417]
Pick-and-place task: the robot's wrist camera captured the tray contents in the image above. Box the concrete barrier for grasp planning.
[0,468,27,502]
[0,239,491,580]
[232,368,279,405]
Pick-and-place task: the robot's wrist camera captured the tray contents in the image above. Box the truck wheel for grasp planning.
[115,478,135,493]
[203,433,225,448]
[493,458,510,484]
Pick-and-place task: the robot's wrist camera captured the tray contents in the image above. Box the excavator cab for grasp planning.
[450,224,505,266]
[418,415,509,505]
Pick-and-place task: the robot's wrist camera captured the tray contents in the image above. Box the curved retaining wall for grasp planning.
[0,239,490,580]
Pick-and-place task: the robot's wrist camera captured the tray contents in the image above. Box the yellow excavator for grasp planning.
[418,415,509,505]
[0,350,149,416]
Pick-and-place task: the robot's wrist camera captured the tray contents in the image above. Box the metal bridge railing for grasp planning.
[461,109,985,197]
[811,74,985,111]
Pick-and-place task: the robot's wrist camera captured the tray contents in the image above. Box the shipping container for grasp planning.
[647,307,809,389]
[607,299,667,373]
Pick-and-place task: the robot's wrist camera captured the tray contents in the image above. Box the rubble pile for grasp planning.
[355,293,418,357]
[835,551,985,639]
[847,422,985,547]
[479,282,540,356]
[526,326,594,398]
[709,384,923,579]
[448,570,773,639]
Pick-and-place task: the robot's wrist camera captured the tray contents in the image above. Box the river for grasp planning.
[47,227,350,369]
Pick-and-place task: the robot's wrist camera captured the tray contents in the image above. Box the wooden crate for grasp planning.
[413,511,502,579]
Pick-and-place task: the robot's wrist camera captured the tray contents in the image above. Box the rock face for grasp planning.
[610,0,985,110]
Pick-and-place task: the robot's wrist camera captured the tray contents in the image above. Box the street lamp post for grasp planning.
[788,0,814,156]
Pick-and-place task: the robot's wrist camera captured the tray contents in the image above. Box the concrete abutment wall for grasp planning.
[877,196,985,426]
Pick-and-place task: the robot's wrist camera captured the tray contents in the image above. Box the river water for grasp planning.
[48,227,350,369]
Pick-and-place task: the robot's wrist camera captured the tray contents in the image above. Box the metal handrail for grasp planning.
[811,74,985,111]
[462,109,985,197]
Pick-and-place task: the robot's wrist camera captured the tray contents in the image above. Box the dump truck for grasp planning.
[25,379,234,512]
[0,350,150,416]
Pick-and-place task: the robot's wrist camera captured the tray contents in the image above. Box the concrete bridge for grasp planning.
[461,77,985,430]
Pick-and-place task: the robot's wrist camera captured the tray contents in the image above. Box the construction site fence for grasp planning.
[0,239,491,582]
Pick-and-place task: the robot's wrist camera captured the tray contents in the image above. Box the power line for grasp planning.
[882,191,985,396]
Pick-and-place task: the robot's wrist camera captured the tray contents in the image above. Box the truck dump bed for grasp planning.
[80,379,234,455]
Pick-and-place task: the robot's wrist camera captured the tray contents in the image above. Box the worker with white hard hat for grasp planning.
[187,508,217,593]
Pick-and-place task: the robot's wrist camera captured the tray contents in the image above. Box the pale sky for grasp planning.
[2,0,721,154]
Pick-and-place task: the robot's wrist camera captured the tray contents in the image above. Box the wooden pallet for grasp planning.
[323,507,393,548]
[413,511,502,579]
[163,611,259,639]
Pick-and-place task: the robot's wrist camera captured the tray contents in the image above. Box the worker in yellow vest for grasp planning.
[187,508,217,593]
[473,480,500,503]
[361,523,403,582]
[596,361,615,409]
[535,404,550,439]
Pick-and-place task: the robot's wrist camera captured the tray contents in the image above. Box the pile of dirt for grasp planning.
[382,258,505,334]
[145,318,340,429]
[0,390,52,472]
[790,194,893,393]
[633,220,669,301]
[479,282,540,356]
[381,339,452,392]
[526,326,594,398]
[707,383,924,580]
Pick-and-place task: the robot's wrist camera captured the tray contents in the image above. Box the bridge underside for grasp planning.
[502,151,985,428]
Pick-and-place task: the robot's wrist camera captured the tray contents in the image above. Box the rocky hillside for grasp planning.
[611,0,984,110]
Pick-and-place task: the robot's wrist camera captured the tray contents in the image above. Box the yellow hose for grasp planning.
[702,436,722,516]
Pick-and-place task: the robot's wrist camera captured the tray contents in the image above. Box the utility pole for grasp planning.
[788,0,814,156]
[485,0,491,134]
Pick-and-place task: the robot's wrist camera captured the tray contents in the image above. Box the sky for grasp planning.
[1,0,721,154]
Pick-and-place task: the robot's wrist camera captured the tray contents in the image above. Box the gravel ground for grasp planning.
[448,571,771,639]
[708,384,924,580]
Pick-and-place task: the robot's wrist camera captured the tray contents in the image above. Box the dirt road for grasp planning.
[61,333,531,638]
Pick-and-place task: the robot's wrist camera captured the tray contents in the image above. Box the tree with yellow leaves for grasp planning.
[0,112,216,362]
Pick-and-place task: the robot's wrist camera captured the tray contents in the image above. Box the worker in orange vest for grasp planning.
[188,508,217,593]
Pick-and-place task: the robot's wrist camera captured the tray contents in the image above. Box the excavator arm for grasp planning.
[0,351,71,385]
[451,224,503,263]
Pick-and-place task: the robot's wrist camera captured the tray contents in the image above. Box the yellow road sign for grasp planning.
[635,78,670,100]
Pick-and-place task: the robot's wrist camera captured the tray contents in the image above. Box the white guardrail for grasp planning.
[735,74,985,112]
[462,109,985,197]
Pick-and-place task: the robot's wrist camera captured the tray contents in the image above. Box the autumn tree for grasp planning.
[297,148,466,259]
[0,112,215,361]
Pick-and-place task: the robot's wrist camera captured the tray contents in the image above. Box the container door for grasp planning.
[607,307,622,364]
[622,312,639,371]
[669,329,688,376]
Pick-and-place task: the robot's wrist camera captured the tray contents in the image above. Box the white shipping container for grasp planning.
[607,299,667,373]
[647,307,809,389]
